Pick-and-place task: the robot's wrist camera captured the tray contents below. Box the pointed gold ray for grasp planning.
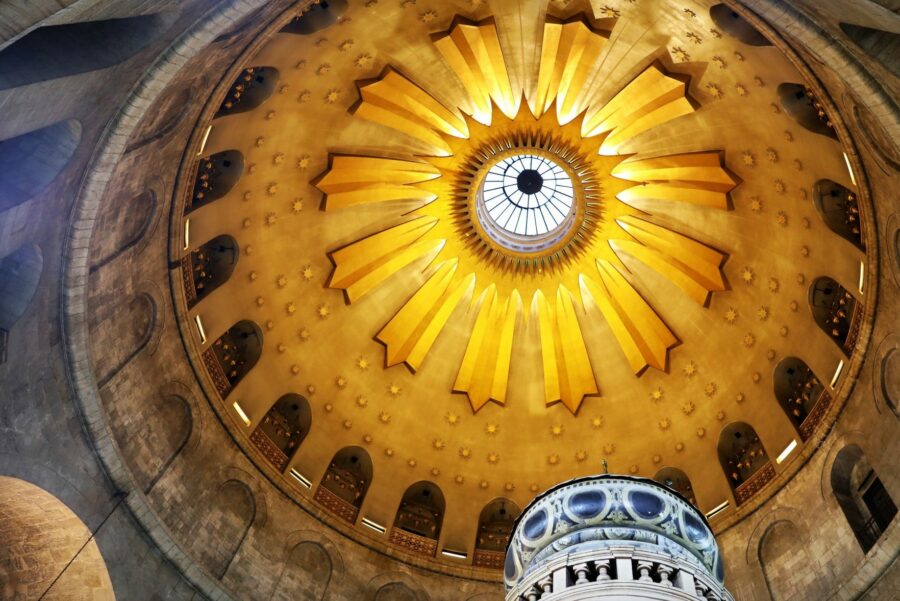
[376,260,475,370]
[580,262,678,374]
[581,65,695,155]
[535,286,598,413]
[612,152,738,209]
[533,18,608,124]
[612,216,727,305]
[433,18,520,124]
[328,217,444,303]
[316,156,441,210]
[352,67,468,156]
[454,285,521,411]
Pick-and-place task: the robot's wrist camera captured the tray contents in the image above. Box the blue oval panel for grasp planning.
[683,510,708,544]
[567,489,606,519]
[715,555,725,582]
[504,546,518,581]
[629,489,665,519]
[522,508,548,540]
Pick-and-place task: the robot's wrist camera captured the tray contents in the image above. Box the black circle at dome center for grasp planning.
[516,169,544,195]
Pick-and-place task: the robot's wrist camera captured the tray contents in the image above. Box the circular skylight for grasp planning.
[481,154,575,238]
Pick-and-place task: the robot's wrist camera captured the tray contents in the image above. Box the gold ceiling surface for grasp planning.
[180,0,864,564]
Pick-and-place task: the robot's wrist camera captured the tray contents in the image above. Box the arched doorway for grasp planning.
[249,393,311,471]
[203,320,263,398]
[813,179,864,251]
[314,446,373,524]
[473,498,520,569]
[215,67,279,117]
[187,149,244,212]
[717,422,774,505]
[773,357,831,440]
[183,234,239,308]
[809,276,860,356]
[389,481,445,557]
[654,467,697,506]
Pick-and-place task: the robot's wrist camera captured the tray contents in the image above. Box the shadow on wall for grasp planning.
[0,12,178,90]
[0,121,81,212]
[0,476,115,600]
[0,245,43,364]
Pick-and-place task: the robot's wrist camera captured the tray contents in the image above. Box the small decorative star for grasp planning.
[706,83,723,99]
[793,159,804,171]
[704,382,717,397]
[766,148,779,163]
[388,383,401,396]
[575,450,588,463]
[338,39,354,52]
[725,307,738,323]
[750,197,763,213]
[286,302,296,315]
[407,458,417,468]
[741,267,755,284]
[776,211,788,226]
[445,412,460,425]
[658,417,671,431]
[716,410,726,421]
[419,10,438,23]
[454,475,464,484]
[291,198,304,213]
[770,102,782,114]
[379,412,391,423]
[266,184,279,197]
[686,31,703,45]
[324,89,342,104]
[696,428,706,439]
[357,356,369,370]
[768,277,780,292]
[710,28,722,38]
[316,303,330,319]
[298,328,310,341]
[547,454,560,465]
[485,423,499,435]
[335,376,347,389]
[743,333,756,347]
[297,155,311,169]
[599,5,621,18]
[733,51,745,61]
[603,443,616,455]
[354,53,373,68]
[683,8,697,18]
[550,424,564,437]
[784,130,794,142]
[342,419,352,430]
[384,448,394,457]
[297,90,311,103]
[504,482,515,492]
[741,151,756,166]
[433,439,445,450]
[276,275,288,288]
[301,266,314,281]
[479,480,489,489]
[591,416,604,429]
[671,46,691,62]
[356,395,368,407]
[754,76,765,87]
[273,153,285,165]
[459,447,472,459]
[316,63,331,76]
[682,401,695,415]
[736,393,745,403]
[650,387,664,402]
[712,56,727,69]
[735,84,748,97]
[757,306,769,320]
[487,452,500,464]
[683,361,698,378]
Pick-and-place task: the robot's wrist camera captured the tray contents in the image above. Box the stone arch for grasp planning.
[90,189,160,273]
[184,234,239,308]
[187,149,244,212]
[281,0,349,34]
[777,83,839,139]
[0,245,43,344]
[391,481,445,557]
[831,444,898,553]
[190,478,257,579]
[840,23,900,78]
[813,179,865,251]
[808,276,860,356]
[0,120,81,212]
[250,393,311,471]
[114,391,193,494]
[758,520,818,601]
[717,422,773,505]
[872,333,900,420]
[315,446,373,524]
[0,12,178,91]
[216,66,280,117]
[204,320,263,398]
[93,289,159,389]
[125,76,209,155]
[367,572,431,601]
[709,4,772,46]
[654,466,697,506]
[270,541,332,601]
[772,357,827,440]
[0,477,116,600]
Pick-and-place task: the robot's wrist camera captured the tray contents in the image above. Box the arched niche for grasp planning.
[0,121,81,212]
[813,179,865,251]
[281,0,349,34]
[654,467,697,506]
[374,583,420,601]
[203,320,263,398]
[718,422,773,505]
[314,446,373,524]
[0,13,177,91]
[0,244,43,364]
[250,393,311,472]
[473,498,521,569]
[831,445,898,553]
[778,83,839,140]
[90,189,158,272]
[840,23,900,78]
[773,357,830,441]
[187,150,244,212]
[190,479,256,578]
[0,477,115,600]
[216,67,279,117]
[709,5,772,46]
[759,520,814,601]
[93,292,157,389]
[183,234,239,308]
[390,481,445,557]
[272,541,332,600]
[809,276,860,356]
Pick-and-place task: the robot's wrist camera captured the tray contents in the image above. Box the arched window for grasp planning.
[215,67,279,117]
[0,121,81,212]
[187,150,244,212]
[831,445,898,553]
[840,23,900,79]
[813,179,864,251]
[809,276,860,356]
[202,320,262,398]
[773,357,831,440]
[0,245,43,364]
[778,83,838,140]
[313,446,373,524]
[717,422,774,505]
[0,13,177,91]
[183,235,239,308]
[250,394,311,472]
[654,467,697,506]
[390,481,445,557]
[473,498,521,569]
[281,0,349,34]
[709,5,772,46]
